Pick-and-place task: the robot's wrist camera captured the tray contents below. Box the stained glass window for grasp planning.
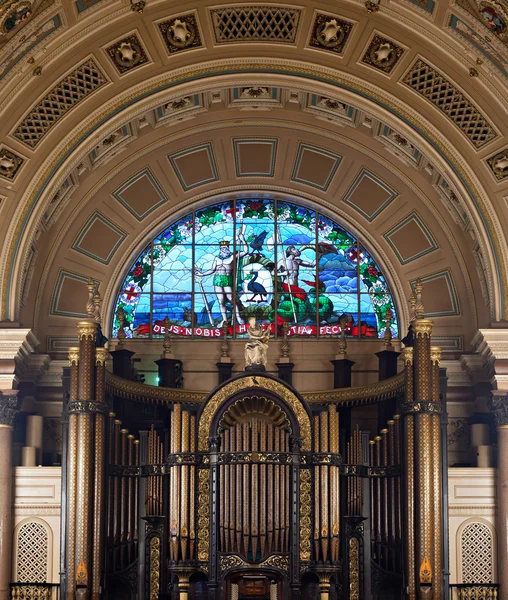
[112,198,398,339]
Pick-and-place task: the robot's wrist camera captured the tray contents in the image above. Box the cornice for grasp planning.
[0,328,38,360]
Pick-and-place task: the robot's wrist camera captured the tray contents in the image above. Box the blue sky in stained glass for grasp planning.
[112,198,398,339]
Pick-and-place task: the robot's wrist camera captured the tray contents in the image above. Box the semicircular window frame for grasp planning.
[111,197,398,340]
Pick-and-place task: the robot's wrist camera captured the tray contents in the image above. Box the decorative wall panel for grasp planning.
[210,6,301,44]
[403,59,497,149]
[12,58,108,148]
[16,521,49,582]
[461,522,493,583]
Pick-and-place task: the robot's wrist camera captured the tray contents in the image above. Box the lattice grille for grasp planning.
[16,522,48,583]
[403,59,497,149]
[13,59,108,148]
[461,522,493,583]
[211,6,301,43]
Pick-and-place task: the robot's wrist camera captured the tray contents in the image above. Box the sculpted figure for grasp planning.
[245,317,270,369]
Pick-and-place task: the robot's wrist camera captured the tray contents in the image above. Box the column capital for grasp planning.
[0,390,20,427]
[488,391,508,428]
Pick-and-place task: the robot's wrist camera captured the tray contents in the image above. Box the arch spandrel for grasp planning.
[197,374,312,451]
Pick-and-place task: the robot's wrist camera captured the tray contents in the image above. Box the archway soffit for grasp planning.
[3,60,505,320]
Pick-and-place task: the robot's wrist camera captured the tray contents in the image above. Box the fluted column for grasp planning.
[0,390,19,600]
[489,392,508,597]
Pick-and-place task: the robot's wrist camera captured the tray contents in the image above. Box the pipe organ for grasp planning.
[62,280,445,600]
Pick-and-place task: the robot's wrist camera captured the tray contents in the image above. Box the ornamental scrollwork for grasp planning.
[219,554,248,573]
[68,400,108,414]
[488,394,508,428]
[400,401,442,415]
[197,469,210,562]
[0,391,19,427]
[299,469,312,561]
[259,554,289,572]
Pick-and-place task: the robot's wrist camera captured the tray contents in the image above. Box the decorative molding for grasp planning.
[449,506,496,516]
[168,142,219,191]
[13,505,61,516]
[112,167,168,221]
[402,58,498,149]
[50,269,89,317]
[11,57,108,148]
[343,168,397,221]
[210,6,300,44]
[71,210,127,264]
[291,142,342,191]
[384,211,438,264]
[0,390,19,426]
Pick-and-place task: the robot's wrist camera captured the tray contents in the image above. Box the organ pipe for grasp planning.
[181,410,190,561]
[313,415,320,561]
[260,422,267,557]
[320,410,329,563]
[251,419,259,559]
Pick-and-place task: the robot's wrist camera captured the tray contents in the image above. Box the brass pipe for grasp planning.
[320,411,329,563]
[394,415,401,544]
[230,425,236,552]
[260,421,267,557]
[313,415,320,561]
[236,423,242,554]
[369,440,375,554]
[388,421,395,552]
[189,415,196,560]
[279,428,286,553]
[274,423,280,552]
[284,433,290,553]
[242,421,250,556]
[107,413,115,548]
[432,413,442,599]
[134,440,140,542]
[181,410,190,560]
[113,420,121,544]
[170,405,182,560]
[251,419,259,559]
[267,424,274,554]
[329,405,340,562]
[222,428,229,552]
[381,428,389,558]
[374,436,382,547]
[127,435,135,543]
[120,429,128,545]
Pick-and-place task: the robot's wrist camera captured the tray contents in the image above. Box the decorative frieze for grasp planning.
[0,390,19,426]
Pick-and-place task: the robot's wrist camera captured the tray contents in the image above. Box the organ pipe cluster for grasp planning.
[313,405,340,564]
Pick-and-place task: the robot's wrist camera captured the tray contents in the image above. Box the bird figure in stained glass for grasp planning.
[246,271,268,303]
[249,230,269,259]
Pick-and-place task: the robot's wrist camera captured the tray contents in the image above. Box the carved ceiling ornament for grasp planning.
[362,34,405,73]
[106,34,148,75]
[309,13,353,54]
[157,14,201,54]
[0,146,24,180]
[486,148,508,181]
[0,0,33,35]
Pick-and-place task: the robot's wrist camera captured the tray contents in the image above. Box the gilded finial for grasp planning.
[384,308,393,350]
[280,321,290,359]
[409,291,417,322]
[414,278,424,318]
[162,317,172,357]
[117,307,126,348]
[93,288,102,324]
[220,321,229,358]
[86,278,96,318]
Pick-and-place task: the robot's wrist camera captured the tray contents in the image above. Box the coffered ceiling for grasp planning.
[0,0,507,357]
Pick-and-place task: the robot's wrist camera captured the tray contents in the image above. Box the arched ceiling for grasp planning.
[0,0,507,359]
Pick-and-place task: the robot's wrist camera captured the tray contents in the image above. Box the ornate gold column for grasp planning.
[0,390,19,600]
[66,320,108,600]
[66,348,80,600]
[92,347,108,600]
[402,314,443,600]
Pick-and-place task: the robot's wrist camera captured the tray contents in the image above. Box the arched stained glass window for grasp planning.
[112,198,398,339]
